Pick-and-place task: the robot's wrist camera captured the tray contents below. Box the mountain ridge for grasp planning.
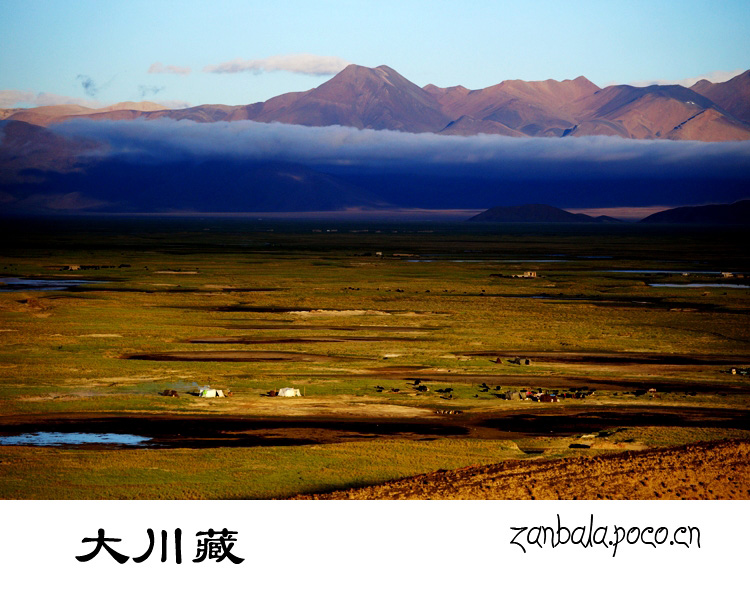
[639,199,750,224]
[468,203,619,223]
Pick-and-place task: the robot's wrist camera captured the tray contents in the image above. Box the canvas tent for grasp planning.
[198,387,225,398]
[277,387,301,397]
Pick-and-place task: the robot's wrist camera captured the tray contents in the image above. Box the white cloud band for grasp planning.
[50,118,750,182]
[203,54,351,76]
[148,62,192,76]
[630,69,745,88]
[0,90,102,108]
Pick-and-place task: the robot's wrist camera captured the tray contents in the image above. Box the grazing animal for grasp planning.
[535,394,559,403]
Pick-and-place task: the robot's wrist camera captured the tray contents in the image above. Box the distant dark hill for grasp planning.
[468,204,617,223]
[640,199,750,224]
[0,159,391,214]
[0,120,101,180]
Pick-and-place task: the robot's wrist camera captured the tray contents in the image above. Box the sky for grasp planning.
[1,0,749,109]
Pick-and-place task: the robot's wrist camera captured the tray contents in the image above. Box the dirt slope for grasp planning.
[299,440,750,500]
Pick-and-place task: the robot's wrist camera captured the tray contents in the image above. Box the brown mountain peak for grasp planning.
[687,69,750,123]
[423,84,470,98]
[332,63,395,80]
[570,75,600,92]
[255,63,447,132]
[313,63,422,97]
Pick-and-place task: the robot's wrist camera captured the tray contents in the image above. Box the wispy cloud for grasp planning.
[0,90,36,106]
[0,89,102,108]
[148,62,191,76]
[76,75,100,97]
[138,85,165,98]
[203,54,350,76]
[629,68,745,88]
[156,99,191,110]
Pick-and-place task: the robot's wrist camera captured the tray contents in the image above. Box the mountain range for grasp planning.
[468,204,620,223]
[3,65,750,141]
[2,65,750,216]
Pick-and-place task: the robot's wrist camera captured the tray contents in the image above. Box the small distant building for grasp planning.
[523,271,537,278]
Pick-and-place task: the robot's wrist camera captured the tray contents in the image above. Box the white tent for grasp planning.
[199,387,225,398]
[277,387,301,397]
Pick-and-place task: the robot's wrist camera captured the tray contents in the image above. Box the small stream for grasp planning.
[0,432,151,446]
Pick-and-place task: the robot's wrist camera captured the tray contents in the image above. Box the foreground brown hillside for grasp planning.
[299,440,750,500]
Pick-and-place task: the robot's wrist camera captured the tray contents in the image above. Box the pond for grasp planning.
[0,432,151,446]
[0,277,104,292]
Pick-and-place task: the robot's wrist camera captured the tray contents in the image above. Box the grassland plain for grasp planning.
[0,218,748,499]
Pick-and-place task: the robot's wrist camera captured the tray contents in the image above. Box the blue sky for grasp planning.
[1,0,749,108]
